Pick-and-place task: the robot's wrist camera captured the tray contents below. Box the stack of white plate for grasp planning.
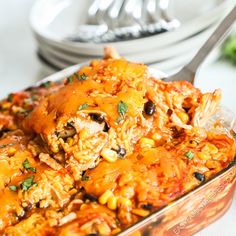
[30,0,234,74]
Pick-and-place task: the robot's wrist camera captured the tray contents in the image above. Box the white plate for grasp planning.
[36,23,216,65]
[30,0,234,56]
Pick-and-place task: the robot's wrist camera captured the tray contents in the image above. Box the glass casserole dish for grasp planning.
[42,63,236,236]
[0,54,235,235]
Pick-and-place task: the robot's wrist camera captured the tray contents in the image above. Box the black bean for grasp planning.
[36,202,40,208]
[24,203,32,212]
[116,146,126,158]
[141,203,153,210]
[193,172,205,182]
[167,108,173,116]
[103,122,110,132]
[58,126,76,139]
[84,193,98,202]
[89,113,105,124]
[144,100,156,116]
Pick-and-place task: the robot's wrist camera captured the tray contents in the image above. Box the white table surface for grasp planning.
[0,1,235,235]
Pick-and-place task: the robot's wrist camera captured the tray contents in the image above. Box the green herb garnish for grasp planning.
[40,81,51,88]
[231,156,236,166]
[115,116,122,124]
[222,34,236,64]
[79,103,89,110]
[23,159,36,173]
[82,175,90,181]
[77,73,87,81]
[21,176,37,191]
[0,143,15,149]
[7,93,13,102]
[8,185,17,192]
[117,101,128,117]
[184,151,194,160]
[66,76,74,84]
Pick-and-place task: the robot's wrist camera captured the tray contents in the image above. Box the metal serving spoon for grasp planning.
[164,5,236,83]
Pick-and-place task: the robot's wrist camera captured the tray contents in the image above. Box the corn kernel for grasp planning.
[97,222,111,235]
[206,160,221,169]
[177,111,189,124]
[80,204,87,210]
[111,228,121,235]
[79,128,90,140]
[51,145,59,153]
[8,147,16,156]
[67,137,73,146]
[101,148,118,162]
[197,152,211,160]
[107,196,118,210]
[151,133,162,142]
[139,138,155,148]
[131,208,150,217]
[202,143,218,154]
[118,197,132,207]
[99,190,113,205]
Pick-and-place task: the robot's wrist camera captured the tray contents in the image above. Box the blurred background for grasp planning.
[0,1,236,235]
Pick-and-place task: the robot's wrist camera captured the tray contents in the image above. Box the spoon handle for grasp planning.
[186,5,236,73]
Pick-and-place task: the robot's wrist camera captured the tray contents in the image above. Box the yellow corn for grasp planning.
[107,196,118,210]
[177,111,189,124]
[80,204,87,210]
[197,152,211,160]
[99,190,113,205]
[118,197,132,207]
[8,147,16,156]
[97,222,111,235]
[79,128,90,140]
[206,160,221,169]
[151,133,162,142]
[132,208,150,217]
[111,228,121,235]
[202,143,218,154]
[101,148,118,162]
[67,137,74,146]
[51,145,59,153]
[139,138,155,148]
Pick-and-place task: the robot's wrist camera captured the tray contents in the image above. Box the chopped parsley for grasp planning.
[21,176,37,191]
[115,116,122,124]
[184,150,194,160]
[66,76,74,84]
[7,93,13,102]
[116,101,128,123]
[40,81,51,88]
[23,159,36,173]
[77,73,87,81]
[231,156,236,166]
[81,175,90,181]
[117,101,128,117]
[79,103,89,110]
[8,185,17,192]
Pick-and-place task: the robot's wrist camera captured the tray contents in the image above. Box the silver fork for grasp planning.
[68,0,115,42]
[164,5,236,83]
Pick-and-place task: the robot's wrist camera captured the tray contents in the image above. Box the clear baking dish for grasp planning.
[33,62,236,236]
